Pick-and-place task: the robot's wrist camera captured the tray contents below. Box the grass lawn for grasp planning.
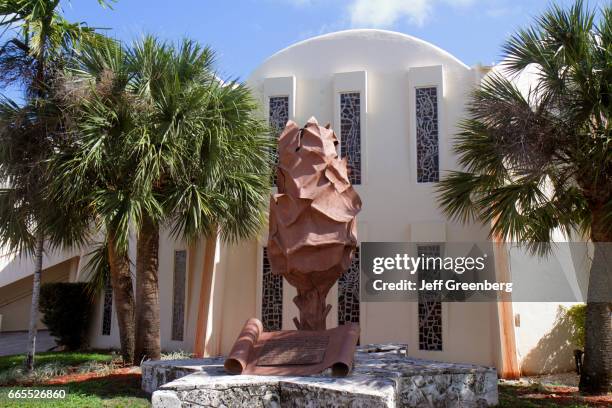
[0,375,150,407]
[0,351,150,407]
[0,352,113,372]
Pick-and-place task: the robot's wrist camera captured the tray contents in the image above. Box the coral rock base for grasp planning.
[143,344,498,407]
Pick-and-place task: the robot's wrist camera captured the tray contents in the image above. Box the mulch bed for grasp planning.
[44,367,138,385]
[505,383,612,407]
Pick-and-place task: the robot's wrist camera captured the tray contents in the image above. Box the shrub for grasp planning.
[39,283,93,350]
[562,304,586,349]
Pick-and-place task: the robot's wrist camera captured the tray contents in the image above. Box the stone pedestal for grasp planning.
[142,345,498,407]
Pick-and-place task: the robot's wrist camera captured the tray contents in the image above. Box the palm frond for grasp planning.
[438,1,612,251]
[82,240,110,300]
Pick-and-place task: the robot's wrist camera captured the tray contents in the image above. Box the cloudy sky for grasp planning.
[57,0,605,79]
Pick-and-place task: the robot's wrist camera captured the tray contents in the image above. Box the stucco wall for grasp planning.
[0,246,80,288]
[484,63,589,375]
[0,258,77,332]
[87,230,199,352]
[514,302,581,375]
[86,231,260,356]
[214,240,259,356]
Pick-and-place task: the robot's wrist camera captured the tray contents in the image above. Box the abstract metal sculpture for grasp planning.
[267,117,362,330]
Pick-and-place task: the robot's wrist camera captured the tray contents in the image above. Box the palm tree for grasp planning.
[48,37,141,364]
[129,37,272,363]
[0,0,110,370]
[437,1,611,394]
[53,36,272,364]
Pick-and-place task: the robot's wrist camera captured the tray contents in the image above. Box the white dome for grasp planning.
[249,29,469,80]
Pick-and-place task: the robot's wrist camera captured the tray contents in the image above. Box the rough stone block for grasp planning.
[144,345,498,407]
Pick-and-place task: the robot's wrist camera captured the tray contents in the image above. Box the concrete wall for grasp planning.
[87,230,198,352]
[0,257,77,332]
[86,231,260,355]
[212,240,259,356]
[514,302,581,375]
[0,246,80,288]
[484,64,590,375]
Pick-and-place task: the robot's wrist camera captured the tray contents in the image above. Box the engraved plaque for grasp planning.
[224,318,360,376]
[256,335,329,366]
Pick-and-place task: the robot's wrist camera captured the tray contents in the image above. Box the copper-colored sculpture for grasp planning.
[268,117,362,331]
[224,118,361,377]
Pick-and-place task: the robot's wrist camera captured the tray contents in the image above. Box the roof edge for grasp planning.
[259,29,470,71]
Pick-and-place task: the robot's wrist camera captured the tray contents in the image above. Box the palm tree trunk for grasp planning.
[194,231,218,357]
[579,211,612,394]
[134,216,160,364]
[107,233,136,365]
[23,31,48,372]
[24,232,44,371]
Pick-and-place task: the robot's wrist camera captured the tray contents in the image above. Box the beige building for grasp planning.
[0,30,587,376]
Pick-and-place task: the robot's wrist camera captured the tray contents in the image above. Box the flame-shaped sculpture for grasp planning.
[268,117,362,331]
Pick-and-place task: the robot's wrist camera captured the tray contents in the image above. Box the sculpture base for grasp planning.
[142,344,498,407]
[223,318,359,376]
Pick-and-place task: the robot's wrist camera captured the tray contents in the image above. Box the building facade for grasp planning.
[0,30,587,376]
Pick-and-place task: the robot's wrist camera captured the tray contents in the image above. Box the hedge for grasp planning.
[563,304,586,349]
[39,282,93,350]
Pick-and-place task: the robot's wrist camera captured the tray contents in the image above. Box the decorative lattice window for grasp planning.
[269,96,289,185]
[101,273,112,336]
[261,247,283,331]
[416,87,439,183]
[171,250,187,341]
[418,244,443,351]
[340,92,362,185]
[338,247,360,325]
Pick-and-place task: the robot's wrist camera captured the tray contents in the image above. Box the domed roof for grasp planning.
[249,29,469,80]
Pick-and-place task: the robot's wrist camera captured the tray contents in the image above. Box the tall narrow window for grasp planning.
[171,250,187,341]
[340,92,361,185]
[269,96,289,185]
[261,247,283,331]
[416,87,439,183]
[418,244,443,351]
[338,247,360,325]
[101,273,112,336]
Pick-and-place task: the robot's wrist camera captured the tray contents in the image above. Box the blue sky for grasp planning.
[52,0,609,80]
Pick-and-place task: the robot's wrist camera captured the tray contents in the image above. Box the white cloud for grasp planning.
[279,0,486,28]
[281,0,317,6]
[349,0,430,27]
[348,0,478,28]
[486,5,522,18]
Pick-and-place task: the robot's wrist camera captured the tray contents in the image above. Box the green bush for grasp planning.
[562,304,586,349]
[39,283,93,350]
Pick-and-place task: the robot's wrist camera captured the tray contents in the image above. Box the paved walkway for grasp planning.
[0,330,57,356]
